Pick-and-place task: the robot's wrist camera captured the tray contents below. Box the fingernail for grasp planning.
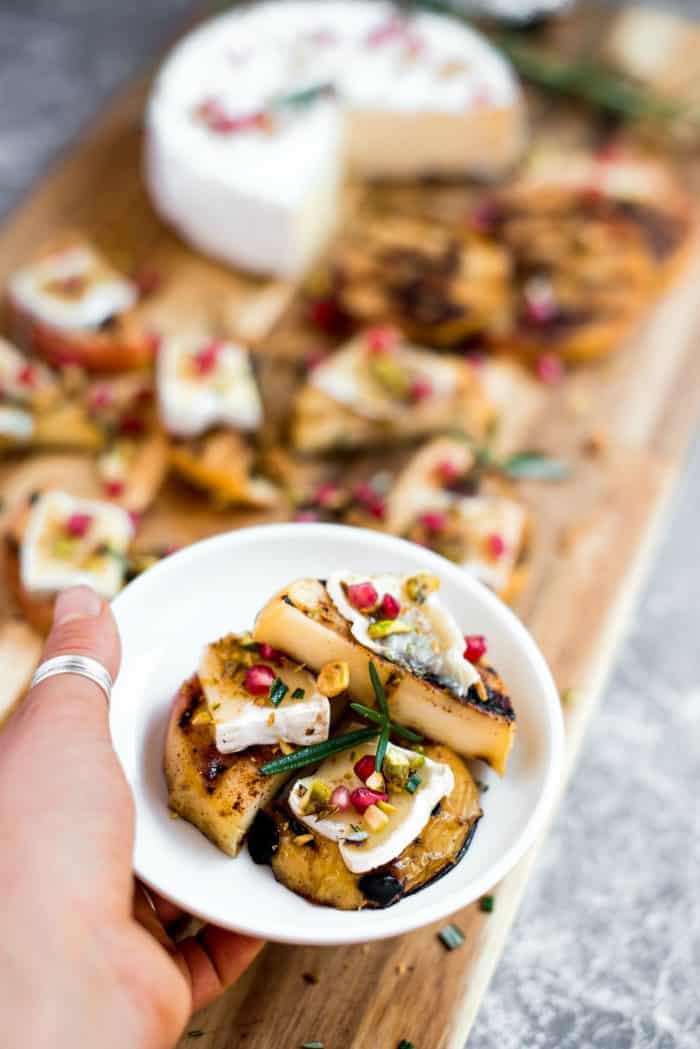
[53,586,102,626]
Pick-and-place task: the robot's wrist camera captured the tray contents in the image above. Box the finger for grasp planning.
[17,585,121,731]
[176,927,264,1012]
[148,888,185,931]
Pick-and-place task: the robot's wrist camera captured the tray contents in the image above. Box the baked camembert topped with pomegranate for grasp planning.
[165,569,516,909]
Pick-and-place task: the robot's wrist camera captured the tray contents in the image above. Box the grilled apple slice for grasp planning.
[165,675,289,857]
[248,742,481,910]
[254,577,515,774]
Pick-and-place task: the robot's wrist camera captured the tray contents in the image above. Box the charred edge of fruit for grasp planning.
[177,679,203,732]
[405,813,482,900]
[358,871,404,908]
[248,809,280,866]
[417,665,514,722]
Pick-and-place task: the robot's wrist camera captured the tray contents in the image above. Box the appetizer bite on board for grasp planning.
[165,570,512,908]
[327,215,511,347]
[156,332,279,508]
[481,149,692,362]
[372,437,531,604]
[4,489,134,633]
[145,0,525,277]
[6,234,155,372]
[291,329,496,454]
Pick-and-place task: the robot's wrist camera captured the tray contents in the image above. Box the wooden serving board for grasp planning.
[2,5,700,1048]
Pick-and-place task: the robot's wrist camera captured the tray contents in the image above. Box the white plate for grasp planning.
[110,523,564,945]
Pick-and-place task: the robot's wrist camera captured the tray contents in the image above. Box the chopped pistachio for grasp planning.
[366,770,385,792]
[316,660,350,697]
[299,779,332,814]
[279,740,295,756]
[382,749,410,788]
[404,571,440,604]
[377,800,398,815]
[191,709,213,726]
[408,753,425,773]
[364,803,389,833]
[367,619,412,639]
[51,536,79,560]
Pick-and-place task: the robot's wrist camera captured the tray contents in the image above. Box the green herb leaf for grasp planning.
[260,728,379,775]
[269,676,289,707]
[349,702,423,744]
[405,773,422,794]
[292,687,306,700]
[438,922,465,950]
[369,661,389,719]
[480,894,495,914]
[300,1042,325,1049]
[500,451,570,482]
[276,82,334,109]
[375,722,391,773]
[397,1040,415,1049]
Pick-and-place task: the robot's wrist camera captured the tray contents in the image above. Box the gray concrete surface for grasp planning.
[0,3,698,1048]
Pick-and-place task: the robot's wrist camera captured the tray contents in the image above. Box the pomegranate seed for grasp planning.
[352,483,386,520]
[308,298,343,333]
[244,664,276,696]
[487,533,506,559]
[420,511,446,534]
[366,326,400,354]
[437,459,462,484]
[330,785,352,811]
[314,482,341,509]
[88,385,112,411]
[409,377,433,403]
[464,634,488,663]
[16,363,37,387]
[469,200,503,235]
[536,352,565,386]
[379,593,400,620]
[351,787,389,813]
[294,509,320,523]
[104,480,125,498]
[193,341,223,376]
[258,642,283,665]
[346,581,379,612]
[65,512,92,538]
[119,415,145,436]
[354,754,377,782]
[304,346,328,371]
[132,266,162,298]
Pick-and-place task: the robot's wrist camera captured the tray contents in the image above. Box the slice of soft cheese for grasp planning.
[8,245,137,332]
[0,337,55,405]
[21,490,134,598]
[157,335,263,438]
[199,634,330,753]
[326,571,480,696]
[255,575,516,774]
[0,406,34,443]
[457,495,527,593]
[288,738,453,874]
[310,339,458,422]
[145,1,524,277]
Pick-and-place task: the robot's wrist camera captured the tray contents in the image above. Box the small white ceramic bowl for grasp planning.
[110,523,564,945]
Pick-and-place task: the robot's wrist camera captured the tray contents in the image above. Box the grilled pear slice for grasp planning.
[249,742,481,910]
[254,578,515,775]
[164,675,289,857]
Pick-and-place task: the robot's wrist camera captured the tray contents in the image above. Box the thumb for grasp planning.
[40,585,121,688]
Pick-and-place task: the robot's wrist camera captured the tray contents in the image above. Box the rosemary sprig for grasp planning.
[349,702,423,744]
[454,431,570,482]
[364,661,423,770]
[259,727,379,775]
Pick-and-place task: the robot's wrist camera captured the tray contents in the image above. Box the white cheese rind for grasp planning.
[156,336,263,438]
[289,739,454,874]
[8,248,137,332]
[144,1,524,276]
[326,570,479,696]
[20,490,134,598]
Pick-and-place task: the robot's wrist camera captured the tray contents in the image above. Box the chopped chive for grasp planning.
[405,773,422,794]
[369,661,389,719]
[397,1041,415,1049]
[259,727,379,775]
[480,894,495,913]
[292,687,306,700]
[375,722,390,772]
[269,677,289,707]
[438,923,465,951]
[300,1042,325,1049]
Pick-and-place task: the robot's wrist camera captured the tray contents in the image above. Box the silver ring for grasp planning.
[30,654,113,702]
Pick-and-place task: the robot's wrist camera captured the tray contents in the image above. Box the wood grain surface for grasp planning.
[1,6,700,1048]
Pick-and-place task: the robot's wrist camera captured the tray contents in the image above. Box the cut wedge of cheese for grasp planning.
[145,1,525,276]
[289,738,453,874]
[20,490,134,598]
[254,576,516,774]
[198,633,330,753]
